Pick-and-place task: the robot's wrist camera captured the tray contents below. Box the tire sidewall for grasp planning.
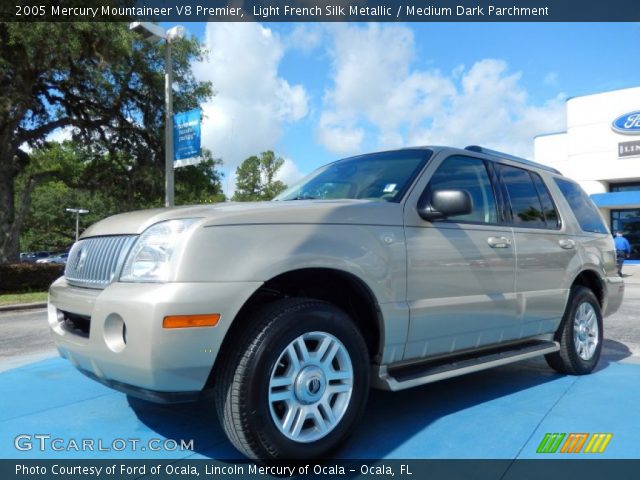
[564,288,603,374]
[244,302,369,459]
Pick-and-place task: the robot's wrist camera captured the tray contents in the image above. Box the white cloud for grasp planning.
[317,111,364,154]
[277,157,305,187]
[287,24,324,52]
[193,23,309,196]
[21,126,74,153]
[409,59,566,158]
[317,24,566,159]
[46,126,74,143]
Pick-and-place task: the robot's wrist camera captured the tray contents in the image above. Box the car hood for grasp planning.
[80,200,403,238]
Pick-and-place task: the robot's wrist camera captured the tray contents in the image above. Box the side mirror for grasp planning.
[418,189,473,221]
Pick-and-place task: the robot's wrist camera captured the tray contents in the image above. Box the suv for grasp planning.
[48,146,624,460]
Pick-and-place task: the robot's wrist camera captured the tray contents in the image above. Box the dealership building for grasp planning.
[534,86,640,261]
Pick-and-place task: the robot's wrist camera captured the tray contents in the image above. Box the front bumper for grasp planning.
[48,277,261,398]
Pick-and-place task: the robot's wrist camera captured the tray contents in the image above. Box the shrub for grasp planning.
[0,263,64,294]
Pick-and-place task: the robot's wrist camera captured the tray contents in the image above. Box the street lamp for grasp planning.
[66,208,89,242]
[129,22,185,207]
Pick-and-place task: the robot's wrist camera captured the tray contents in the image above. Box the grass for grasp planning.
[0,291,48,306]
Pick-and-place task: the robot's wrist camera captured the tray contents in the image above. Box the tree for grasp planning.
[17,141,226,252]
[232,151,287,201]
[0,22,213,262]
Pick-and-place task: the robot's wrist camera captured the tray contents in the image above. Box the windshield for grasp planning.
[275,149,431,202]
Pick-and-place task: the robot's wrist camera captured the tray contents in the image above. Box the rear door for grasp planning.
[403,154,517,361]
[495,164,578,335]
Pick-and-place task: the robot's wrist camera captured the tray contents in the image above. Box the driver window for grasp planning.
[425,156,498,224]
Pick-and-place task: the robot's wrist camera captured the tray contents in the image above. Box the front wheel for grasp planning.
[545,286,603,375]
[214,298,370,460]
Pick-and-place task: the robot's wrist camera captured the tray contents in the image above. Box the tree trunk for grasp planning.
[0,140,18,263]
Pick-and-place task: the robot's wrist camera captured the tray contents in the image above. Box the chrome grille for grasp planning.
[65,235,137,289]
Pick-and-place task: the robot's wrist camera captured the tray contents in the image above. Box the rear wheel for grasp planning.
[545,286,603,375]
[214,298,370,460]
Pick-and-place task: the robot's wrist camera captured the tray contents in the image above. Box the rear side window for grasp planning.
[554,178,609,234]
[531,173,560,229]
[497,164,546,228]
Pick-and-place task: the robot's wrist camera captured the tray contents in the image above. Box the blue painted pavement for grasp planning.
[1,357,639,460]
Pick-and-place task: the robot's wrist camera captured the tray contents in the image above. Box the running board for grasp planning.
[373,340,560,391]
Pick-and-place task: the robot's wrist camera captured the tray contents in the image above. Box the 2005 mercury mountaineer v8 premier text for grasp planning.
[48,146,624,460]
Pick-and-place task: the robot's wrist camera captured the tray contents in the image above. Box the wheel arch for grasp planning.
[571,269,605,307]
[206,267,384,388]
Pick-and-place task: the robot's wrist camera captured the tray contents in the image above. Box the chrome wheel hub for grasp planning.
[573,302,599,361]
[268,331,353,443]
[294,366,326,404]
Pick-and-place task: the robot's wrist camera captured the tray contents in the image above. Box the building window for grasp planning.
[611,209,640,260]
[610,182,640,193]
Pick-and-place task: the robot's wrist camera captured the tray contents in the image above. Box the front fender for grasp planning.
[176,223,406,305]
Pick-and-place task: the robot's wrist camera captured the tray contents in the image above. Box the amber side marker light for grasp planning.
[163,314,220,329]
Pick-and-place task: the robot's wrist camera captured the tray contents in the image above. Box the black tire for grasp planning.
[545,286,603,375]
[214,298,370,460]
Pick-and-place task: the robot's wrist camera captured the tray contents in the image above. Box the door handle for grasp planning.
[559,239,576,250]
[487,236,511,248]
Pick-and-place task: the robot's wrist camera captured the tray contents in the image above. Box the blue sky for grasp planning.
[162,22,639,194]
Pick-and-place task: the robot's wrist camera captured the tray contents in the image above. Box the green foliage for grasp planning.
[0,21,215,261]
[175,152,226,205]
[232,151,287,202]
[16,141,226,252]
[0,263,64,294]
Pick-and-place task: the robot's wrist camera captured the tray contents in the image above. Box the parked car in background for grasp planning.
[36,253,69,265]
[21,251,50,262]
[48,145,624,460]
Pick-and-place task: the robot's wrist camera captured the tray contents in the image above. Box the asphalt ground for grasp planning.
[1,269,639,462]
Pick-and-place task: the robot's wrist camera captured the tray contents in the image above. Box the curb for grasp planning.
[0,302,47,312]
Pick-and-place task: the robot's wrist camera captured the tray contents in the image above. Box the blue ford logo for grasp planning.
[612,111,640,135]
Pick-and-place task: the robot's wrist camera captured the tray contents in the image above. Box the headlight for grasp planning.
[120,219,199,283]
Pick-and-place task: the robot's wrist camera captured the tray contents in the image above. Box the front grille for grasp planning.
[65,235,137,289]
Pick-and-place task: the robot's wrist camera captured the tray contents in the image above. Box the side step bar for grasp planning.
[373,340,560,391]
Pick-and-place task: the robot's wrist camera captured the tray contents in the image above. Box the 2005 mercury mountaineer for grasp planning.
[49,145,624,459]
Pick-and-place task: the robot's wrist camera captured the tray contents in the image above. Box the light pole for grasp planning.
[66,208,89,242]
[129,22,185,207]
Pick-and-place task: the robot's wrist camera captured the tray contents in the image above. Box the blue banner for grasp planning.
[173,109,201,168]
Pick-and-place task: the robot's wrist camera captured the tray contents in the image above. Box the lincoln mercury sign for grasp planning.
[173,108,202,167]
[619,140,640,158]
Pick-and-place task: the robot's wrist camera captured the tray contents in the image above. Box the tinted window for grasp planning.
[426,156,498,224]
[498,164,546,228]
[555,178,609,234]
[531,173,560,229]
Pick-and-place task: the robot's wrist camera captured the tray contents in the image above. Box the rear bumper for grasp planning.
[48,277,261,398]
[604,274,624,317]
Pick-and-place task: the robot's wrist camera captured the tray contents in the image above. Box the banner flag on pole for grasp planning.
[173,108,202,168]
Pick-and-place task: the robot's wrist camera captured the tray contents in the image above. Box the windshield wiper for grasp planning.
[285,195,318,201]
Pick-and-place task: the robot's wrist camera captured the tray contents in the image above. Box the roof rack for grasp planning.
[464,145,561,175]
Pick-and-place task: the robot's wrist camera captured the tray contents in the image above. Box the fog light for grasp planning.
[104,314,126,352]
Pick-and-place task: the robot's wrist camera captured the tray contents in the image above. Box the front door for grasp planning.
[403,155,517,361]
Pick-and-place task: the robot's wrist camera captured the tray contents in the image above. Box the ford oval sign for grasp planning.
[612,111,640,135]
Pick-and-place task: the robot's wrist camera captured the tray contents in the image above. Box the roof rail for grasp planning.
[464,145,561,174]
